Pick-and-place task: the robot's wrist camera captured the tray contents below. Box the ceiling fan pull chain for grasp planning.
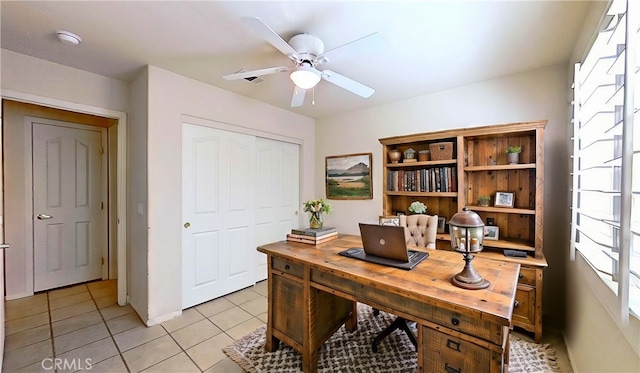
[312,87,316,106]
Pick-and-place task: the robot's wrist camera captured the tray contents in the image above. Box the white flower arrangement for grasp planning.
[303,198,333,214]
[408,201,427,214]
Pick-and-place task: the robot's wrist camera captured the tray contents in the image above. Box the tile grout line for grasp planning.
[46,290,56,373]
[159,322,204,372]
[86,284,133,373]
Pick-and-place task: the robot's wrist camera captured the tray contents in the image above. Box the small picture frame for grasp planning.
[494,191,515,208]
[437,217,446,233]
[379,216,400,226]
[484,226,499,240]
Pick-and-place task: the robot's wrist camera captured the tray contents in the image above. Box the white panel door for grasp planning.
[255,138,300,281]
[182,123,256,308]
[33,123,104,291]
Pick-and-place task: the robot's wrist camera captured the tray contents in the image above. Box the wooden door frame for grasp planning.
[1,90,128,306]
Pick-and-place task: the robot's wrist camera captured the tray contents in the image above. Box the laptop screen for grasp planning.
[358,223,409,262]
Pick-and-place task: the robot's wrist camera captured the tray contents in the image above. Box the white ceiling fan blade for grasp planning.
[321,70,375,98]
[241,17,300,61]
[317,32,386,64]
[223,66,289,80]
[290,87,306,107]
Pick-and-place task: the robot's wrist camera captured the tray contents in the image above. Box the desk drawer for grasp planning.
[518,267,536,286]
[421,326,501,373]
[272,257,304,279]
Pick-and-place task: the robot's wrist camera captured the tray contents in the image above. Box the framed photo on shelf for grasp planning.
[437,217,446,233]
[379,216,400,226]
[484,226,499,240]
[494,191,514,208]
[325,153,373,200]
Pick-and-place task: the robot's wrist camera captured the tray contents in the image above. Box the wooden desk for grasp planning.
[258,235,520,373]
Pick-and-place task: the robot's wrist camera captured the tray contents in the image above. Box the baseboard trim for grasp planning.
[5,292,34,301]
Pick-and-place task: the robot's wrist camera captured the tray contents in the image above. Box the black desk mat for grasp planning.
[338,248,428,270]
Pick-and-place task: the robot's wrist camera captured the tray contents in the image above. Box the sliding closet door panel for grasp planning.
[255,138,300,281]
[182,123,255,308]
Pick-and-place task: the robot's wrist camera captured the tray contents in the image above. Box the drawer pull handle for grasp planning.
[519,273,524,279]
[451,317,460,326]
[285,264,290,270]
[514,300,519,308]
[445,363,461,373]
[446,339,461,352]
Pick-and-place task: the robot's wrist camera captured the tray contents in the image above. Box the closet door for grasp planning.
[182,123,256,308]
[255,138,300,281]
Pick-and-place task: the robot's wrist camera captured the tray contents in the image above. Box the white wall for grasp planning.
[0,50,130,298]
[128,67,149,322]
[317,65,570,330]
[143,65,315,325]
[1,50,129,112]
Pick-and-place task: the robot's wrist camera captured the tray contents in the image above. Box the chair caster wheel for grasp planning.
[373,309,380,316]
[372,342,379,353]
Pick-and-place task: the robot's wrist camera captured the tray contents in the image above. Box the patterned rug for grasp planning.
[223,304,559,373]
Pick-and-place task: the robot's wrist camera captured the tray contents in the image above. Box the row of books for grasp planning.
[387,167,457,193]
[286,227,337,245]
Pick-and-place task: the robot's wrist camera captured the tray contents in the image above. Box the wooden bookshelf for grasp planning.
[379,120,548,342]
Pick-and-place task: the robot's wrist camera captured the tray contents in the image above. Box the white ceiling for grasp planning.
[1,1,594,119]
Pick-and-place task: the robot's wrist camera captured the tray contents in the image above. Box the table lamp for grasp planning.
[449,208,490,290]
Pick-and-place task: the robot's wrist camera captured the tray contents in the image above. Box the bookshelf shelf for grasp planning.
[387,159,457,168]
[386,191,458,197]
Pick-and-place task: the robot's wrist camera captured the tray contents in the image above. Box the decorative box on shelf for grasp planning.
[429,142,453,160]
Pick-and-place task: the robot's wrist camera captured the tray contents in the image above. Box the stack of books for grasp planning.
[286,227,338,245]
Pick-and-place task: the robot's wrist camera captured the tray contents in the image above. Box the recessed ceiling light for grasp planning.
[56,30,82,45]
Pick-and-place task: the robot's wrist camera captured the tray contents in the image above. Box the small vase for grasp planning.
[507,152,520,164]
[388,149,401,164]
[309,212,323,229]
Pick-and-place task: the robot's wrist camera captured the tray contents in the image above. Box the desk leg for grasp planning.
[302,349,319,373]
[264,327,280,352]
[345,301,358,332]
[265,260,280,352]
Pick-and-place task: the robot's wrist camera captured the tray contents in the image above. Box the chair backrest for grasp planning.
[399,214,438,249]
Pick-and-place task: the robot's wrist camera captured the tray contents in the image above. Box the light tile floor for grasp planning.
[3,280,573,372]
[3,280,265,372]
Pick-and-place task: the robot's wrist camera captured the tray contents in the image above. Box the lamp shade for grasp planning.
[449,207,485,254]
[448,208,490,290]
[290,66,321,89]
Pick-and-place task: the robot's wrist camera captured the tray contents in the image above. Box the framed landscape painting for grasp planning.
[325,153,373,200]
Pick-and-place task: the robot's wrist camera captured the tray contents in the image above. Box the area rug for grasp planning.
[223,304,559,373]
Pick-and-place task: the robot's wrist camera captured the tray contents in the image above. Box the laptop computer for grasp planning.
[339,223,429,270]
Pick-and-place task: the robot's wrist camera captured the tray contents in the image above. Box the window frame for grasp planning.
[570,0,638,323]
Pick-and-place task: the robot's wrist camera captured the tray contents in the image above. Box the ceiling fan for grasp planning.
[223,17,385,107]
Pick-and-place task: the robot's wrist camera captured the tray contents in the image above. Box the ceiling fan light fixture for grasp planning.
[290,65,321,90]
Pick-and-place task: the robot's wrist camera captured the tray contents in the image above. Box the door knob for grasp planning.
[37,214,53,220]
[184,222,191,228]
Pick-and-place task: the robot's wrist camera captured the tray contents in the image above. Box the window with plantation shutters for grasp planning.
[571,0,639,320]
